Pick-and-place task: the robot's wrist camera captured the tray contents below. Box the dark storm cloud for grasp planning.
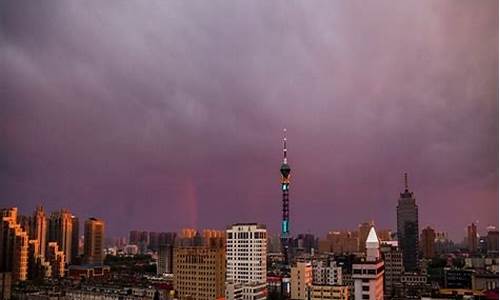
[1,1,497,240]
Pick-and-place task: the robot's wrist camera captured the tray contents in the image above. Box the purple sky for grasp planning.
[1,1,498,241]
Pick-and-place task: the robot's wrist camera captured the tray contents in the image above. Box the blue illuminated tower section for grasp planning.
[280,128,291,266]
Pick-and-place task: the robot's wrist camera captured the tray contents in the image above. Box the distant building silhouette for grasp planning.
[396,173,419,272]
[421,226,436,259]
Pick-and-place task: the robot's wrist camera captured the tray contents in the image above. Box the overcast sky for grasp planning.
[1,1,498,241]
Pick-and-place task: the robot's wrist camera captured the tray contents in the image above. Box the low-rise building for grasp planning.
[310,285,349,300]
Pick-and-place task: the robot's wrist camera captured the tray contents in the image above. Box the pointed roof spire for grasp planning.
[366,226,380,261]
[366,226,379,245]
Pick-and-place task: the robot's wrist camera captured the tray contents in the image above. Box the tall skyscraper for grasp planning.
[173,235,225,300]
[48,209,73,264]
[466,223,478,254]
[83,218,105,265]
[0,208,29,282]
[353,227,384,300]
[226,223,267,284]
[31,206,47,259]
[420,226,436,259]
[71,215,79,263]
[280,129,292,266]
[396,173,419,272]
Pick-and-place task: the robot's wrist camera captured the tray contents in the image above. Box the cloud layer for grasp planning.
[1,1,498,240]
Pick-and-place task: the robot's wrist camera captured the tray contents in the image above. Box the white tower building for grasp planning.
[226,223,267,300]
[353,227,384,300]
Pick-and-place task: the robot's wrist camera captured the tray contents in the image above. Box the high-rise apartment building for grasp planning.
[353,227,384,300]
[291,262,313,300]
[129,230,140,245]
[71,215,79,263]
[226,223,267,300]
[380,241,403,298]
[27,240,51,280]
[486,227,499,255]
[149,232,159,251]
[46,242,65,277]
[396,173,419,272]
[421,226,436,259]
[48,209,73,264]
[0,208,29,282]
[467,223,478,254]
[159,232,177,246]
[226,223,267,284]
[83,218,105,265]
[173,237,225,300]
[157,244,173,275]
[31,206,47,259]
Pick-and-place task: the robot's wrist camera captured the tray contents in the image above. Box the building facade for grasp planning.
[173,240,225,300]
[0,208,29,282]
[31,206,47,260]
[71,215,80,263]
[310,285,349,300]
[226,223,267,284]
[157,244,173,275]
[312,259,343,286]
[48,209,73,264]
[379,241,403,298]
[291,262,312,300]
[467,223,478,254]
[46,242,65,277]
[83,218,105,265]
[420,226,435,259]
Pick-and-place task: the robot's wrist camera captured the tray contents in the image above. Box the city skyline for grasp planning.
[1,1,498,241]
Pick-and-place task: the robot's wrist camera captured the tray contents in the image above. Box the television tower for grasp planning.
[280,128,291,266]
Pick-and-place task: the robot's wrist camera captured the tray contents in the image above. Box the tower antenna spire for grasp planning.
[279,128,291,268]
[404,172,408,191]
[283,128,287,164]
